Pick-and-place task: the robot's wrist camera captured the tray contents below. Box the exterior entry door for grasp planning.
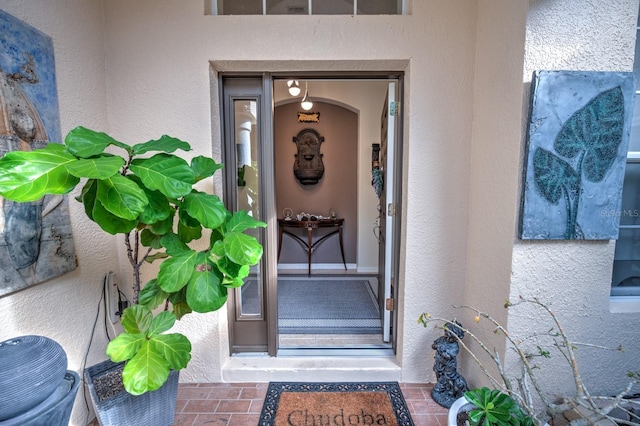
[378,81,399,343]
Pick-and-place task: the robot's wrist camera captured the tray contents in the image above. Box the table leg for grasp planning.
[307,226,313,276]
[338,225,347,270]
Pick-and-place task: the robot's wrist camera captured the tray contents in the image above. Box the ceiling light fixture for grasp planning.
[287,80,301,96]
[300,81,313,111]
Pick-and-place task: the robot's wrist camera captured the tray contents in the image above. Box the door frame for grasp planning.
[220,71,404,356]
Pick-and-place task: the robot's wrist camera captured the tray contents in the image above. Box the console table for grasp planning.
[277,218,347,276]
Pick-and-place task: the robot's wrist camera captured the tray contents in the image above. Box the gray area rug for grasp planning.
[241,278,382,334]
[278,279,381,334]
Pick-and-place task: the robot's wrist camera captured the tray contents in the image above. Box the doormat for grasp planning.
[278,279,381,334]
[258,382,414,425]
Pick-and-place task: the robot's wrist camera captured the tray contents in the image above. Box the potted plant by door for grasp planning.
[0,126,266,425]
[448,388,535,426]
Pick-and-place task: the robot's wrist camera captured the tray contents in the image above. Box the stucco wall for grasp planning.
[98,0,479,388]
[0,2,114,425]
[507,0,640,398]
[5,0,638,424]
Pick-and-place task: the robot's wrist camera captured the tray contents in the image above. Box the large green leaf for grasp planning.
[223,232,264,265]
[149,310,176,335]
[132,135,191,156]
[77,179,98,221]
[226,210,267,233]
[106,332,145,362]
[191,156,223,182]
[129,154,195,198]
[65,155,124,179]
[131,177,174,225]
[65,126,130,157]
[157,249,198,292]
[140,228,163,249]
[178,220,202,243]
[96,174,148,220]
[533,148,580,204]
[161,233,190,256]
[121,305,153,334]
[122,340,170,395]
[149,333,192,370]
[186,266,227,313]
[555,86,625,182]
[0,143,80,201]
[182,191,228,229]
[138,279,168,309]
[148,215,174,235]
[217,257,249,288]
[91,198,138,234]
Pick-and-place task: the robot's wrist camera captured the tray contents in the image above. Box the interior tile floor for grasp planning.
[88,382,448,426]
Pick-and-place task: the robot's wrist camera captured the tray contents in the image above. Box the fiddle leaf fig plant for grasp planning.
[0,126,266,395]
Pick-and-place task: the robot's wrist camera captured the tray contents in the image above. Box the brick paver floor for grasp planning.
[88,382,449,426]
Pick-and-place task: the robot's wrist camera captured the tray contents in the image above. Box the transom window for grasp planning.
[611,10,640,297]
[209,0,405,15]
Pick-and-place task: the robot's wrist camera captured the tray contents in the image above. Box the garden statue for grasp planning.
[431,320,468,408]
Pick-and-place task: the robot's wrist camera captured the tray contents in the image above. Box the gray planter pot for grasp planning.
[85,359,179,426]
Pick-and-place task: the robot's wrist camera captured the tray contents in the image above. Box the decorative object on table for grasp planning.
[258,382,414,426]
[0,10,77,297]
[283,207,293,220]
[293,128,324,185]
[329,208,336,219]
[520,70,635,240]
[297,111,320,123]
[294,211,328,221]
[0,335,80,425]
[431,321,467,408]
[0,126,266,424]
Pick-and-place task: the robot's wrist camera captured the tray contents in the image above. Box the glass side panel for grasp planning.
[312,0,353,15]
[357,0,399,15]
[217,0,262,15]
[267,0,308,14]
[234,100,263,317]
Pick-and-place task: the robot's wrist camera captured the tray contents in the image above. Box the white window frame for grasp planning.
[208,0,409,15]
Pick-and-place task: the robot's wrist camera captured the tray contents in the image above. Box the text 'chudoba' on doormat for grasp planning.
[258,382,414,425]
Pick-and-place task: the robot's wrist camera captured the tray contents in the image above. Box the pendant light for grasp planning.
[300,81,313,111]
[287,80,301,96]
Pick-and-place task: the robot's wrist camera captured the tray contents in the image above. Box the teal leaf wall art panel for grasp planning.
[520,70,635,240]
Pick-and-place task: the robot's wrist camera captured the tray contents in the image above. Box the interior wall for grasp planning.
[508,0,640,398]
[275,80,390,272]
[274,100,358,265]
[0,2,114,425]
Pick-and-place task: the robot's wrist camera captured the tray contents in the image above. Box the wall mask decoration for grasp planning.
[293,128,324,185]
[520,70,635,240]
[0,10,77,295]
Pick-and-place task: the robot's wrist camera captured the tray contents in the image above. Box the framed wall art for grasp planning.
[0,10,77,295]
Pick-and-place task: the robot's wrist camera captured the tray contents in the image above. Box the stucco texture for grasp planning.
[0,1,638,425]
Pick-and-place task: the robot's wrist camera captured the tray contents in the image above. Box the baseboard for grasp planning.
[277,263,357,270]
